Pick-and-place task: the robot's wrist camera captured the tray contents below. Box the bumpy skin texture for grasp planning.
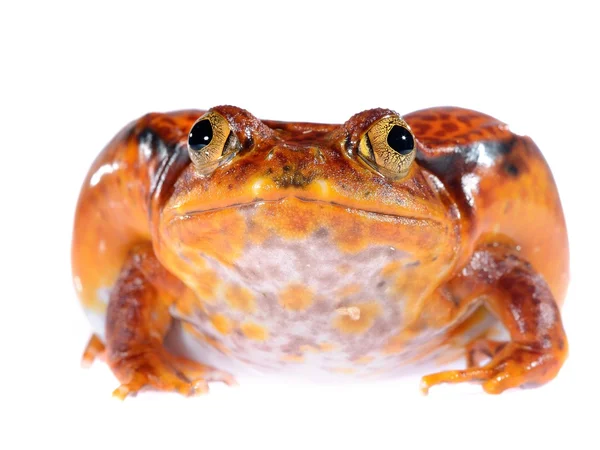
[72,106,568,397]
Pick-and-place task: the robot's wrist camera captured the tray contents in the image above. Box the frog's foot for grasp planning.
[81,334,106,367]
[420,341,563,395]
[110,346,237,400]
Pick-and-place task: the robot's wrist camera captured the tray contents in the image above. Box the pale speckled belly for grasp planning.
[165,214,462,378]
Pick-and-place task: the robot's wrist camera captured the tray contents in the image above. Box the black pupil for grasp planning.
[188,119,213,151]
[387,125,414,155]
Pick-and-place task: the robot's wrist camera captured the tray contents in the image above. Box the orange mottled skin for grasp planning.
[72,106,569,397]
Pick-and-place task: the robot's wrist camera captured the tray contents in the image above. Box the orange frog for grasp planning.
[72,106,569,397]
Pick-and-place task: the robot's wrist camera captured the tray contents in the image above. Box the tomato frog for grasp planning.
[72,105,569,397]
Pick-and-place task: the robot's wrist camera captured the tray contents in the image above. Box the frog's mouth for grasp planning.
[164,161,455,226]
[172,194,445,225]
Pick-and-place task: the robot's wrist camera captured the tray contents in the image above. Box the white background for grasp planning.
[1,1,599,448]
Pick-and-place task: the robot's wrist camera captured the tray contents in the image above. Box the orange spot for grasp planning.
[225,284,256,312]
[279,283,314,311]
[318,342,336,352]
[352,355,375,365]
[240,322,269,341]
[195,269,219,301]
[280,354,305,363]
[333,302,382,334]
[210,314,233,335]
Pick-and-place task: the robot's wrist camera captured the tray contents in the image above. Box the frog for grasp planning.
[72,105,569,398]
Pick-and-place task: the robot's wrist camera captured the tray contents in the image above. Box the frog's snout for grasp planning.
[260,144,327,190]
[271,165,317,189]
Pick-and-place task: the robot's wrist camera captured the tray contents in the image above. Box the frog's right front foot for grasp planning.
[105,243,236,399]
[109,345,236,399]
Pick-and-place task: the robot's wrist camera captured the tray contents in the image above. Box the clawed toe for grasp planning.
[421,341,561,394]
[109,348,237,399]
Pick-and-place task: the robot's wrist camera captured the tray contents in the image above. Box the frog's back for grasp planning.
[405,107,569,305]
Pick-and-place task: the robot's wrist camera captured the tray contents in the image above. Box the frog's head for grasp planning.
[159,106,459,271]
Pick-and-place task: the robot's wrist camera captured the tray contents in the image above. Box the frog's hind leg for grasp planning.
[105,243,236,399]
[421,244,568,394]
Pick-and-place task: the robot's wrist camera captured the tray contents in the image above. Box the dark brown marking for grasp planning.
[505,163,519,176]
[456,114,474,125]
[441,122,460,133]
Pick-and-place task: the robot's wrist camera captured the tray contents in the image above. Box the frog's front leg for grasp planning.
[421,244,568,394]
[105,243,236,399]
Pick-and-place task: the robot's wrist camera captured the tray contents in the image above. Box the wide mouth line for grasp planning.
[174,196,440,223]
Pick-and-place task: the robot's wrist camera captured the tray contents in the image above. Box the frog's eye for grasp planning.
[187,111,241,176]
[357,116,416,179]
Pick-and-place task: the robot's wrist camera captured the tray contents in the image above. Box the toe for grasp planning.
[191,379,210,395]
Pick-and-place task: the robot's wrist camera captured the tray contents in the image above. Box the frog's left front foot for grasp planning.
[421,246,568,394]
[421,341,564,394]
